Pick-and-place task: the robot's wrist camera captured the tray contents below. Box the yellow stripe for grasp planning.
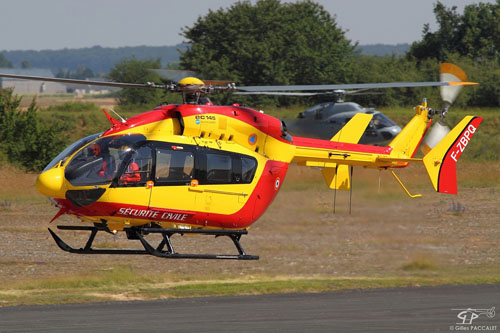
[448,81,478,86]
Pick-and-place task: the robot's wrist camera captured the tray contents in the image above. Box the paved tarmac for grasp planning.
[0,284,499,332]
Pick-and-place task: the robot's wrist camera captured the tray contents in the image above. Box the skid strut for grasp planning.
[48,225,259,260]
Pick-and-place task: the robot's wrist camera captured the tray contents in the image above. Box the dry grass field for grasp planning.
[0,158,499,305]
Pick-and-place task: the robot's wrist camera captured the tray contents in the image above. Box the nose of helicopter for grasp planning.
[36,167,66,198]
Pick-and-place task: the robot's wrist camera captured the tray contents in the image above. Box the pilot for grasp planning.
[89,143,114,179]
[119,146,141,184]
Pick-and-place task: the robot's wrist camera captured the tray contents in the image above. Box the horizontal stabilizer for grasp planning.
[330,113,373,143]
[322,164,350,190]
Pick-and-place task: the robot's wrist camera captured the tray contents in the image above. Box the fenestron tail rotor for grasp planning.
[440,63,470,107]
[422,63,474,155]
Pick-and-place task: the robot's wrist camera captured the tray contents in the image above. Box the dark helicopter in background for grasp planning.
[235,87,403,144]
[285,99,401,145]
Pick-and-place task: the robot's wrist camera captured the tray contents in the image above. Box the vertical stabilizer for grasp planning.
[423,116,482,194]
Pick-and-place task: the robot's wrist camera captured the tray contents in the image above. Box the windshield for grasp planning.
[65,134,146,186]
[372,113,397,129]
[42,133,102,172]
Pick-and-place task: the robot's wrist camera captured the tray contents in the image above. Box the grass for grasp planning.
[1,266,500,307]
[92,241,128,249]
[44,101,101,112]
[401,255,438,271]
[0,200,11,211]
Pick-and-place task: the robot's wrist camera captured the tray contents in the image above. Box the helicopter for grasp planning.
[0,63,480,260]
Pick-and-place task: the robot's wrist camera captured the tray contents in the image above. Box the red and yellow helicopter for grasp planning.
[0,64,480,259]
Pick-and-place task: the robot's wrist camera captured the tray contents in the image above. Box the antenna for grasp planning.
[333,165,338,214]
[109,108,126,123]
[349,166,353,215]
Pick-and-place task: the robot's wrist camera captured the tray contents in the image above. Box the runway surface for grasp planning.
[0,284,498,332]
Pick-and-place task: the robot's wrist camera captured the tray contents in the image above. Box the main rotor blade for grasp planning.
[235,89,392,97]
[237,81,477,92]
[234,91,325,96]
[0,73,170,89]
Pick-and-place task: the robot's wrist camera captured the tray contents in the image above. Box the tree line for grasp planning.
[0,45,188,74]
[110,0,500,108]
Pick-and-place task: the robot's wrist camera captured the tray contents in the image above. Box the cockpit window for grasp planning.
[65,134,146,186]
[43,133,102,172]
[117,146,153,187]
[372,113,397,129]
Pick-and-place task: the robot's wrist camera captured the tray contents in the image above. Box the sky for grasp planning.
[0,0,494,51]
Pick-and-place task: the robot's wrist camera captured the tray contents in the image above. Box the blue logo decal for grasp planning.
[248,134,257,145]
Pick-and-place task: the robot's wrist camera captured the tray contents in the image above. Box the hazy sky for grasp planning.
[0,0,493,51]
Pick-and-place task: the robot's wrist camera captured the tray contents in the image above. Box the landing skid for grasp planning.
[48,225,259,260]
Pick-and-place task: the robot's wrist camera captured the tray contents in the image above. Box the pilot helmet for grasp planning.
[89,144,101,156]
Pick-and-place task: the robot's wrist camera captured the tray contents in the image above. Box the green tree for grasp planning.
[180,0,355,88]
[0,53,13,68]
[409,1,500,62]
[21,60,31,69]
[0,89,66,171]
[57,65,95,79]
[107,57,167,106]
[349,56,442,107]
[406,1,500,107]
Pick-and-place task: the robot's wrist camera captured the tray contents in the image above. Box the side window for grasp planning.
[200,152,257,185]
[206,153,232,183]
[241,157,257,183]
[117,146,152,187]
[155,149,194,185]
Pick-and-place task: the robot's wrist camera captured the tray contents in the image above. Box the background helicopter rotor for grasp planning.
[235,88,383,102]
